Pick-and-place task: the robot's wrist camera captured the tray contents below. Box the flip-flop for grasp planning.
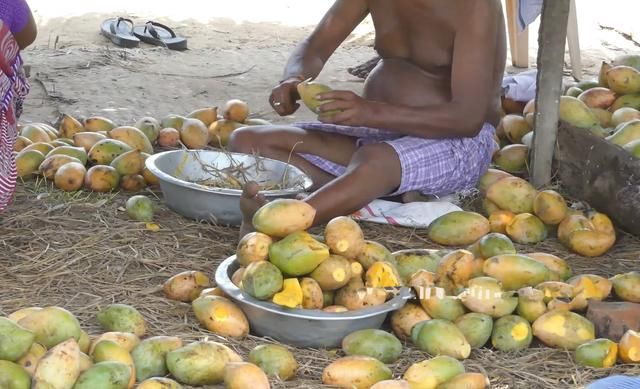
[100,17,140,48]
[133,21,188,51]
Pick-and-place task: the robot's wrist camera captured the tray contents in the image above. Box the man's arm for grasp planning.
[320,1,503,138]
[282,0,369,82]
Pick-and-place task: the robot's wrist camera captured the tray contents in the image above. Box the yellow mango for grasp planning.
[435,249,476,295]
[526,252,572,281]
[163,270,211,303]
[607,65,640,94]
[322,356,392,389]
[403,356,465,389]
[272,278,304,309]
[559,96,600,129]
[252,199,316,238]
[532,310,595,350]
[493,144,529,174]
[366,261,402,288]
[390,302,431,341]
[491,315,532,352]
[486,176,537,214]
[310,254,353,290]
[236,232,272,266]
[459,277,518,318]
[223,362,270,389]
[300,277,324,309]
[619,330,640,364]
[437,373,489,389]
[483,254,552,290]
[427,211,490,246]
[610,271,640,303]
[32,339,80,389]
[109,126,154,154]
[517,287,547,323]
[324,216,365,258]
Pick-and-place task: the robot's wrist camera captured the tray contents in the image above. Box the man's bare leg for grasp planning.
[238,142,402,238]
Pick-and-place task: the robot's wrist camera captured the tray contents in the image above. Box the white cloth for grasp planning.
[502,69,538,102]
[518,0,543,31]
[351,199,462,229]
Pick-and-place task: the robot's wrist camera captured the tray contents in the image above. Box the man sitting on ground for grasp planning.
[230,0,506,237]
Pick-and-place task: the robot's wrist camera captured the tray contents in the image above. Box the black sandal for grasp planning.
[100,17,140,48]
[133,21,188,51]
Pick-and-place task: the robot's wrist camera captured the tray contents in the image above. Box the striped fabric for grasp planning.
[0,20,29,212]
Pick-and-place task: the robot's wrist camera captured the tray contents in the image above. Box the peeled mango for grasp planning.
[249,344,297,381]
[491,315,532,352]
[131,336,183,382]
[0,360,31,389]
[486,176,537,214]
[269,231,330,276]
[0,317,34,362]
[32,339,80,389]
[483,254,552,290]
[272,278,304,309]
[454,313,493,349]
[402,356,465,389]
[72,361,131,389]
[342,329,402,364]
[610,271,640,303]
[412,319,471,360]
[618,330,640,364]
[366,261,402,288]
[241,261,284,300]
[427,211,490,246]
[532,310,595,350]
[96,304,146,337]
[321,356,392,389]
[324,216,365,259]
[163,270,211,303]
[575,338,618,368]
[18,306,80,349]
[252,199,316,238]
[223,362,270,389]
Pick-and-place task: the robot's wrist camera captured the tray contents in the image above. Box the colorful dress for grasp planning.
[0,20,30,212]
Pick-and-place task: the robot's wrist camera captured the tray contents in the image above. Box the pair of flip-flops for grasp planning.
[101,17,187,50]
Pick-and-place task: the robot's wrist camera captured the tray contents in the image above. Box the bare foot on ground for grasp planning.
[239,181,267,239]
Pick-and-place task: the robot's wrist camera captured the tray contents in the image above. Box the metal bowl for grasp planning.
[145,150,313,225]
[215,256,413,348]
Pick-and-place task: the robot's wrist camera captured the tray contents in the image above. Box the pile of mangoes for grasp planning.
[13,99,268,194]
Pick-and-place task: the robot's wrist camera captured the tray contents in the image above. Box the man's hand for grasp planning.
[316,90,377,127]
[269,77,303,116]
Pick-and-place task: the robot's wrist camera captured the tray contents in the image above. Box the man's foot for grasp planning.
[239,181,267,239]
[401,191,437,203]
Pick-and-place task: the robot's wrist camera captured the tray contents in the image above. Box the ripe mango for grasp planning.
[536,281,575,305]
[310,254,352,290]
[575,338,618,368]
[252,199,316,238]
[46,145,87,165]
[618,330,640,364]
[486,176,537,214]
[607,119,640,146]
[505,213,547,244]
[192,295,249,337]
[322,356,392,389]
[438,373,489,389]
[403,356,465,389]
[499,114,531,143]
[73,361,131,389]
[300,277,323,309]
[532,310,595,350]
[131,336,183,382]
[478,233,516,258]
[179,118,209,149]
[526,252,572,281]
[110,126,154,154]
[163,270,210,302]
[297,80,333,114]
[137,377,182,388]
[37,123,59,140]
[272,278,304,308]
[356,240,394,269]
[83,116,116,132]
[242,261,284,300]
[491,315,532,352]
[22,141,54,155]
[454,312,493,349]
[568,274,612,309]
[17,342,47,377]
[393,249,443,283]
[22,124,52,143]
[110,149,145,176]
[126,195,154,222]
[557,213,595,244]
[223,362,269,389]
[16,149,45,179]
[324,216,365,259]
[236,232,272,266]
[91,340,135,388]
[269,231,329,276]
[607,65,640,95]
[610,93,640,112]
[566,229,615,257]
[32,339,80,389]
[488,210,515,235]
[72,132,107,153]
[88,139,132,165]
[517,287,547,322]
[188,107,219,127]
[222,100,249,123]
[610,271,640,303]
[483,254,552,290]
[84,165,120,193]
[249,344,297,381]
[120,174,146,192]
[342,329,403,363]
[371,380,411,389]
[0,360,30,389]
[334,277,386,310]
[418,287,466,321]
[18,306,80,349]
[366,261,402,288]
[559,96,600,129]
[8,307,42,323]
[135,117,161,143]
[166,341,241,386]
[435,249,476,295]
[58,114,84,139]
[14,136,32,152]
[208,119,243,147]
[459,276,518,318]
[578,87,616,109]
[158,128,180,147]
[96,304,146,337]
[390,302,431,341]
[493,144,529,174]
[40,155,82,181]
[160,114,186,130]
[533,190,568,225]
[0,317,34,362]
[412,318,471,360]
[591,108,613,128]
[89,332,139,354]
[427,211,490,246]
[477,168,512,195]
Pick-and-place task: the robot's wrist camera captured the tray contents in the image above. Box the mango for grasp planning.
[45,145,87,165]
[120,174,145,191]
[322,356,392,389]
[536,281,575,305]
[137,377,182,389]
[8,307,43,323]
[454,312,493,349]
[371,380,411,389]
[110,149,145,176]
[568,274,612,310]
[309,254,352,290]
[516,287,547,322]
[500,114,531,143]
[393,249,443,283]
[83,116,116,132]
[412,319,471,360]
[575,338,618,368]
[208,119,243,147]
[39,155,82,181]
[523,98,536,125]
[478,233,515,258]
[578,87,616,109]
[249,344,297,381]
[17,342,47,377]
[606,119,640,146]
[357,240,394,269]
[79,352,93,373]
[619,330,640,364]
[491,315,532,352]
[0,317,34,362]
[57,114,84,138]
[427,211,490,246]
[32,339,80,389]
[483,254,551,290]
[610,271,640,303]
[126,195,154,222]
[22,141,54,155]
[53,161,86,191]
[142,167,160,187]
[366,261,402,288]
[253,199,316,238]
[438,373,489,389]
[591,108,613,129]
[199,287,227,299]
[403,356,465,389]
[158,128,181,147]
[486,176,536,214]
[231,267,245,288]
[477,169,512,196]
[297,80,333,114]
[160,114,186,130]
[435,250,475,295]
[18,307,80,349]
[73,361,131,389]
[334,277,387,310]
[349,259,364,280]
[131,336,183,382]
[559,96,600,129]
[14,136,32,152]
[390,302,431,341]
[134,117,161,143]
[623,139,640,157]
[598,61,612,87]
[557,213,595,244]
[526,253,572,281]
[269,231,329,276]
[607,65,640,94]
[505,213,547,244]
[110,126,154,154]
[342,329,402,364]
[89,332,139,354]
[611,107,640,127]
[163,270,210,302]
[532,310,595,350]
[408,270,437,292]
[565,86,583,98]
[459,277,518,318]
[96,304,146,337]
[220,100,248,123]
[223,362,269,389]
[324,216,365,258]
[88,139,132,165]
[38,123,59,139]
[236,232,272,266]
[16,149,45,179]
[84,165,120,192]
[0,360,30,389]
[566,229,615,257]
[193,295,250,337]
[298,277,323,309]
[91,340,135,388]
[187,107,218,127]
[418,287,466,321]
[271,278,304,308]
[73,133,108,155]
[22,124,52,143]
[178,118,209,149]
[242,261,284,300]
[533,190,568,225]
[488,210,515,234]
[493,144,529,174]
[610,93,640,112]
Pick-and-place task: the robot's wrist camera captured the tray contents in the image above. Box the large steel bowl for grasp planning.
[215,256,413,348]
[145,150,313,225]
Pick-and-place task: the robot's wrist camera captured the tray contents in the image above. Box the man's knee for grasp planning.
[228,126,262,153]
[350,144,402,187]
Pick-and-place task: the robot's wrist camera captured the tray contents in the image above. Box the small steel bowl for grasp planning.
[215,256,413,348]
[145,149,313,226]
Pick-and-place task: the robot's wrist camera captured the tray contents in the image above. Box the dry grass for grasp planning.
[1,181,639,388]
